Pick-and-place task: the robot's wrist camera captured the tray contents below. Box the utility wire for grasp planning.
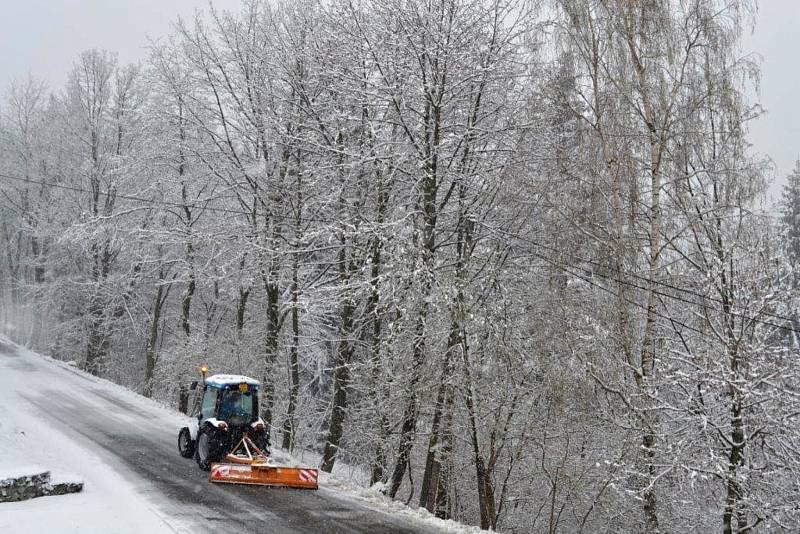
[2,171,797,334]
[515,232,799,329]
[0,172,337,223]
[479,222,799,335]
[527,244,709,337]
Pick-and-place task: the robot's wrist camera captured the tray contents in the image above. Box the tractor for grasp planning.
[177,368,318,489]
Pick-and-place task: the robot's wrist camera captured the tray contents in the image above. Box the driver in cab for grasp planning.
[218,388,253,422]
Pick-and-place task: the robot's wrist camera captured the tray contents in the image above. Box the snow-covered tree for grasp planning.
[2,0,797,531]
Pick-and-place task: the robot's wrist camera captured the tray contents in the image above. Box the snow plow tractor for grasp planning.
[177,370,318,490]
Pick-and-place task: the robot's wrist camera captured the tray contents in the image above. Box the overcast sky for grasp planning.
[743,1,800,203]
[0,0,797,204]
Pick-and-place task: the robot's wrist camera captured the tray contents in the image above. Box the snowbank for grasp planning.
[320,475,484,534]
[270,446,482,533]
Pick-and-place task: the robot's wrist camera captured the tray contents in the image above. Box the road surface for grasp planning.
[0,339,440,533]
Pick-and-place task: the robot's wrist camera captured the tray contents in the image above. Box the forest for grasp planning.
[1,0,798,531]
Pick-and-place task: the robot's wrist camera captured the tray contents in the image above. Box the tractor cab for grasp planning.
[200,374,260,428]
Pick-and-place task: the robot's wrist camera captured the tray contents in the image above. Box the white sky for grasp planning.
[0,0,797,203]
[743,0,800,203]
[0,0,236,86]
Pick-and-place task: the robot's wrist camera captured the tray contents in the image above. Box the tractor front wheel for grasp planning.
[195,427,224,470]
[178,427,194,458]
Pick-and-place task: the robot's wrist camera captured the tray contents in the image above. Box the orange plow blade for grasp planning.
[209,462,319,489]
[208,434,318,489]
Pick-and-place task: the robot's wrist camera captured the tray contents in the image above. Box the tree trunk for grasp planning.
[234,282,250,372]
[387,167,437,498]
[723,397,746,534]
[430,389,454,520]
[282,259,300,451]
[461,336,494,530]
[84,240,112,376]
[366,164,389,485]
[181,243,195,339]
[321,244,355,473]
[386,302,429,498]
[419,335,455,511]
[144,272,170,398]
[143,286,164,397]
[84,296,107,376]
[235,286,250,336]
[262,263,281,432]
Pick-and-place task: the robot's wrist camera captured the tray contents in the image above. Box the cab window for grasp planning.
[201,386,218,419]
[218,390,254,421]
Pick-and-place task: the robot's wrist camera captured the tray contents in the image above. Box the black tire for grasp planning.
[195,426,225,471]
[178,427,195,458]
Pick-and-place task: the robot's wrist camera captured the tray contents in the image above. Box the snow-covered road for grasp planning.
[0,339,443,533]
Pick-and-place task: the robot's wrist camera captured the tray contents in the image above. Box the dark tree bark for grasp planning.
[387,147,438,498]
[281,256,300,451]
[144,268,171,398]
[282,165,303,452]
[180,243,195,339]
[419,360,452,514]
[321,236,356,473]
[85,239,113,376]
[262,260,281,432]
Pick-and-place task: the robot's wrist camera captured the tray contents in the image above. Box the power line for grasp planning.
[2,171,796,334]
[479,222,799,335]
[0,172,337,223]
[528,245,709,337]
[518,232,798,329]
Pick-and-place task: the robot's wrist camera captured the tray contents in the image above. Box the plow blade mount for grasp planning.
[209,462,319,489]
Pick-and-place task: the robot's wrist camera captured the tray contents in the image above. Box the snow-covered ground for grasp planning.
[319,476,483,534]
[273,446,483,534]
[0,336,479,534]
[0,337,184,533]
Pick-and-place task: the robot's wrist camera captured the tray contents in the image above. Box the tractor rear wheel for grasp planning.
[178,427,194,458]
[195,427,224,470]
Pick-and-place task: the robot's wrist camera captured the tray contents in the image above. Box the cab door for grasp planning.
[199,386,219,422]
